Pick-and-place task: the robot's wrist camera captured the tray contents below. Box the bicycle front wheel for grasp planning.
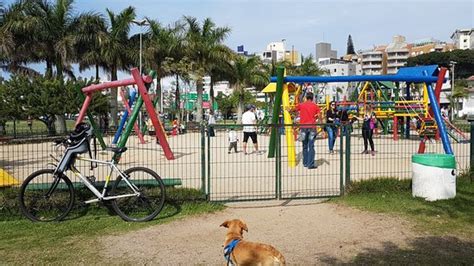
[19,169,75,222]
[111,167,165,222]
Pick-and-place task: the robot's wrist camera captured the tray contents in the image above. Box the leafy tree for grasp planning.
[0,74,107,134]
[182,16,231,123]
[346,35,355,55]
[407,49,474,79]
[292,54,328,76]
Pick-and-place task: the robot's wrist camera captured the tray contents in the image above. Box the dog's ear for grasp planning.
[239,220,248,232]
[220,220,230,228]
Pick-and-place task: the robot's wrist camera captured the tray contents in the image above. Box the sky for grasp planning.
[1,0,473,81]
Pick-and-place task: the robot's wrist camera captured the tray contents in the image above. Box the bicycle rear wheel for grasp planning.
[111,167,165,222]
[19,169,75,222]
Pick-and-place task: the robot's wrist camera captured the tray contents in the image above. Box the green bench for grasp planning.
[26,178,182,190]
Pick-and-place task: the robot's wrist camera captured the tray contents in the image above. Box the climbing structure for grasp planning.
[75,68,174,160]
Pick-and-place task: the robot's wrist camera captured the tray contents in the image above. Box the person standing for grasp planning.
[358,110,376,156]
[241,104,260,155]
[291,92,321,169]
[208,111,216,137]
[228,127,238,154]
[325,101,337,154]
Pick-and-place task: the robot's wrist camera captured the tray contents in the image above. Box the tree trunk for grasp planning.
[56,63,63,79]
[110,67,119,129]
[155,78,162,113]
[175,74,180,117]
[54,115,67,134]
[45,61,53,79]
[196,77,204,123]
[41,116,56,136]
[237,86,244,122]
[95,64,100,81]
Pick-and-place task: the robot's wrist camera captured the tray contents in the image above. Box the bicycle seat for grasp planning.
[106,146,128,154]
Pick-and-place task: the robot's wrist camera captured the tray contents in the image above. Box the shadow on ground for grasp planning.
[318,236,474,265]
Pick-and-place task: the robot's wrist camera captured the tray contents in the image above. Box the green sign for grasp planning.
[181,93,209,101]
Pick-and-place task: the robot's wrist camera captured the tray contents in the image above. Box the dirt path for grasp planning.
[101,200,431,265]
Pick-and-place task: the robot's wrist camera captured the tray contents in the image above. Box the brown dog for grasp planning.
[220,219,286,265]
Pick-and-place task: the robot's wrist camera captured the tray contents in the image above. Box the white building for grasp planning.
[203,76,232,97]
[386,35,409,74]
[318,58,359,100]
[360,49,384,75]
[451,29,474,50]
[259,42,286,64]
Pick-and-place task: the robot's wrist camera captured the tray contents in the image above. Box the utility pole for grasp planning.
[449,61,457,120]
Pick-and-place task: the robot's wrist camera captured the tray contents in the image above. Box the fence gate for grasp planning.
[206,124,344,202]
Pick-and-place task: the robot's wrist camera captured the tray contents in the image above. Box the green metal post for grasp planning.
[113,96,144,162]
[340,125,345,195]
[268,66,285,158]
[201,125,206,198]
[470,119,474,178]
[345,125,351,186]
[276,127,281,199]
[207,125,211,200]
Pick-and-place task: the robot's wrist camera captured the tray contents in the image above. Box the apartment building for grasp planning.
[259,41,286,64]
[360,46,385,75]
[410,38,455,56]
[451,28,474,50]
[315,42,337,63]
[385,35,410,74]
[284,49,301,66]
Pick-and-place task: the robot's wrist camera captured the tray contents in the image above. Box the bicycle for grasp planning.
[18,123,166,222]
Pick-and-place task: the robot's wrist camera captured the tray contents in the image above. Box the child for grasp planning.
[228,127,238,154]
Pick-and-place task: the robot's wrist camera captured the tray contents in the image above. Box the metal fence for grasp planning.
[0,123,472,202]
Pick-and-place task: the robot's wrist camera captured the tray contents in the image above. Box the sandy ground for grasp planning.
[101,200,414,264]
[100,200,473,265]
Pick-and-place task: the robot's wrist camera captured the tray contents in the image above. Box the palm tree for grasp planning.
[0,1,40,76]
[228,56,268,121]
[143,19,183,112]
[293,54,327,76]
[75,13,108,81]
[182,16,231,123]
[101,6,136,128]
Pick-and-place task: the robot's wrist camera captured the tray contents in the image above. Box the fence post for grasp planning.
[469,117,474,180]
[345,125,351,186]
[207,125,211,200]
[201,124,207,199]
[276,124,282,199]
[339,125,345,195]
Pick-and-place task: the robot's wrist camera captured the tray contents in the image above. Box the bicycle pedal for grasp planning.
[86,175,96,183]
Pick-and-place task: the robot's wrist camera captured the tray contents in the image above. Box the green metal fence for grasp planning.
[0,122,471,202]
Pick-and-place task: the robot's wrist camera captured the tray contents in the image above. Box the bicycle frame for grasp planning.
[68,156,140,204]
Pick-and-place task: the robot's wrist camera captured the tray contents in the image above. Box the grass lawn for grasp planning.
[332,172,474,238]
[0,187,225,264]
[4,120,76,135]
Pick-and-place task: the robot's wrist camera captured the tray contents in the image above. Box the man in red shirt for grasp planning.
[293,92,321,169]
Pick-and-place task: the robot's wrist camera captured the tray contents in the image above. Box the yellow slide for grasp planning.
[282,84,297,167]
[0,168,20,187]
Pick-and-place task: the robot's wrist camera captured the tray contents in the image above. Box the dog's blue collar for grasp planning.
[223,239,241,265]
